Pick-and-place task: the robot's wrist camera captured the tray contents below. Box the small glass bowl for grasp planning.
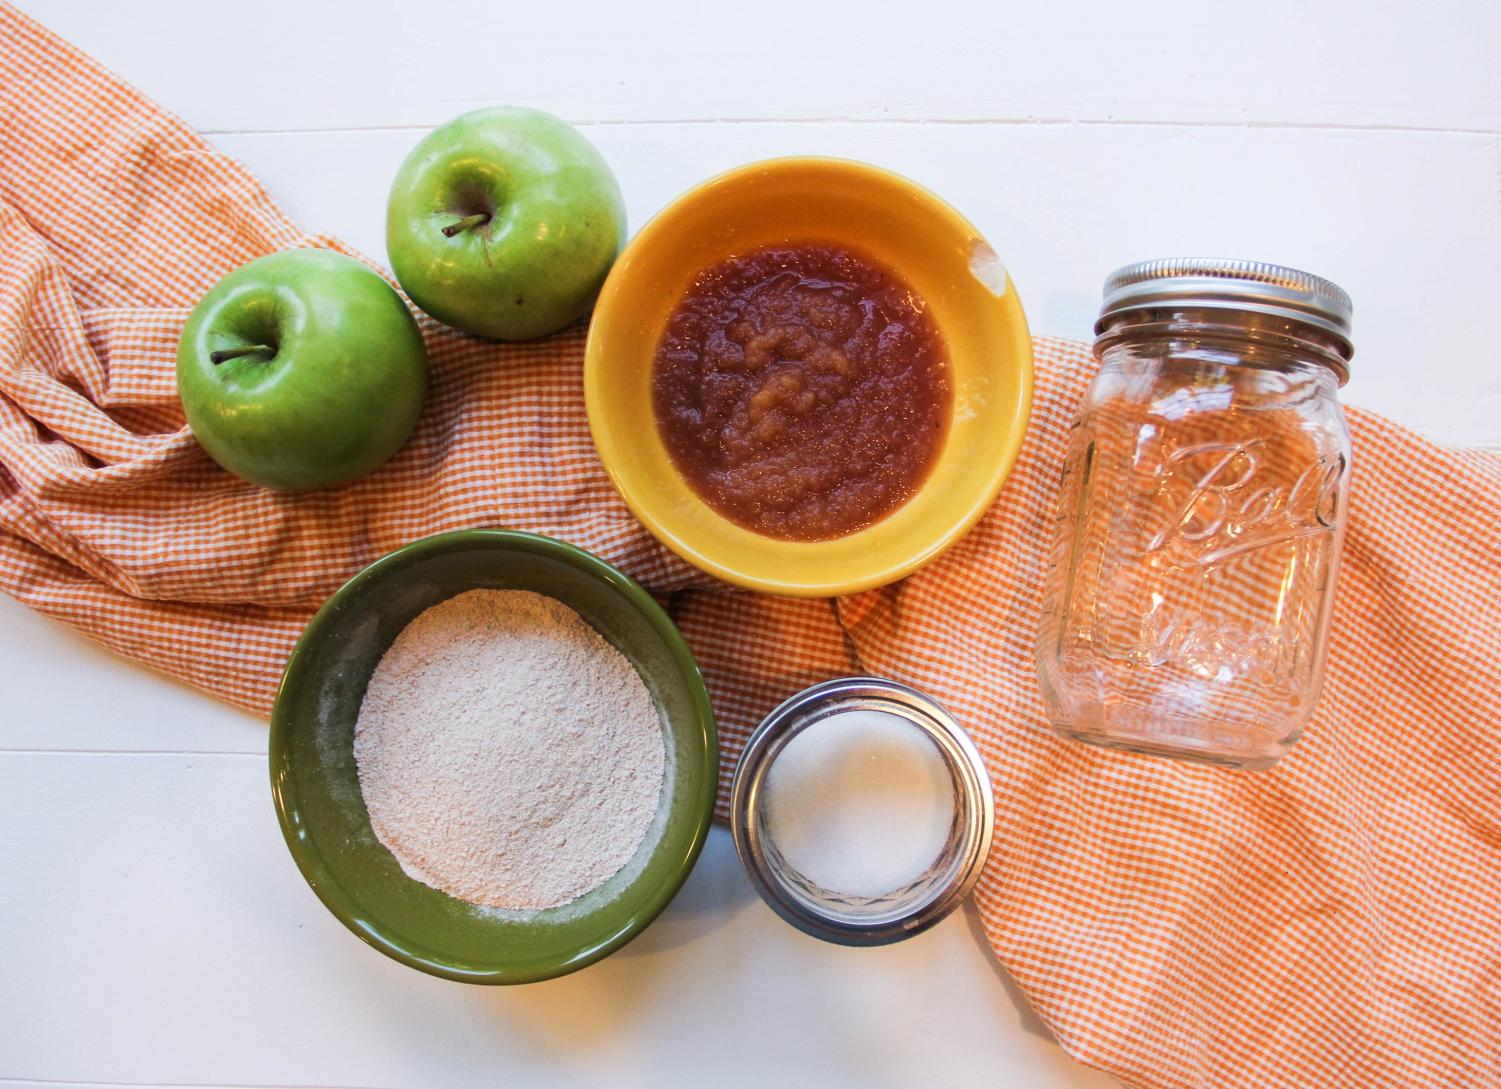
[730,676,995,946]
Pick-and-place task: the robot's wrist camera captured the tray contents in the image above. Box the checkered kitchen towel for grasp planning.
[2,6,1497,1086]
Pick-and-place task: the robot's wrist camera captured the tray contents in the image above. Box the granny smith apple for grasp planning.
[176,249,428,491]
[386,106,626,341]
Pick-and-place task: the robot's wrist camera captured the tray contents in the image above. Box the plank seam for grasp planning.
[199,118,1501,139]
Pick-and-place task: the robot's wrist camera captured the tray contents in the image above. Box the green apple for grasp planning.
[176,249,428,491]
[386,106,626,341]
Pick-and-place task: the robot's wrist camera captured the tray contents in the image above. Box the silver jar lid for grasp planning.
[1096,257,1355,366]
[730,676,995,947]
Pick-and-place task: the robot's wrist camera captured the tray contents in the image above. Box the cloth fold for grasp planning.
[2,5,1498,1086]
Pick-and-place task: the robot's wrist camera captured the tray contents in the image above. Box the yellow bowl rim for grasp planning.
[584,155,1034,597]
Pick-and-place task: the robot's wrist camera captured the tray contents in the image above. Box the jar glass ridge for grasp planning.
[1038,276,1354,770]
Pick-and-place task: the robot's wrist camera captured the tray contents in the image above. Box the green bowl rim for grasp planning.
[268,528,719,985]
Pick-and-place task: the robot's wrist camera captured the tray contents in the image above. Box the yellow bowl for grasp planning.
[585,157,1033,597]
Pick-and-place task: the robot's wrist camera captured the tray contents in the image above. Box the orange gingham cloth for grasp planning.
[3,6,1499,1086]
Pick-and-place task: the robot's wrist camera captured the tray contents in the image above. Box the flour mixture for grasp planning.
[353,589,666,911]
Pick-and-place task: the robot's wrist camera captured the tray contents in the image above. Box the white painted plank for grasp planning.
[212,122,1501,448]
[4,119,1494,758]
[13,0,1501,133]
[0,595,265,754]
[0,752,1117,1089]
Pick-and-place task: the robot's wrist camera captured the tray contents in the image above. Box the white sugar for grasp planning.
[762,709,954,897]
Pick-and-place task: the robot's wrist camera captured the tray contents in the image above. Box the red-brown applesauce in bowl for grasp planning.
[651,244,951,541]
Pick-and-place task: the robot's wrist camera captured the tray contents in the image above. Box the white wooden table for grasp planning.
[3,3,1497,1087]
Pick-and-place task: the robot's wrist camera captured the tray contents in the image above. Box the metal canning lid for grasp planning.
[1096,257,1355,367]
[729,676,995,947]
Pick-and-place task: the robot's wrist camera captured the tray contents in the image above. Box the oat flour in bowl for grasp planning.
[353,588,666,911]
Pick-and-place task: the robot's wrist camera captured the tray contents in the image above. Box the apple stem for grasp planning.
[209,344,275,365]
[442,212,491,238]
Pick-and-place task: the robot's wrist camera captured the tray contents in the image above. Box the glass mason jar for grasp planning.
[1037,259,1354,770]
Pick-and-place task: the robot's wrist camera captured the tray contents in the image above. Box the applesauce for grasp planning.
[652,244,950,541]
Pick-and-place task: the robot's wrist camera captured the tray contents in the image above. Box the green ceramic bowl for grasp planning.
[269,529,717,984]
